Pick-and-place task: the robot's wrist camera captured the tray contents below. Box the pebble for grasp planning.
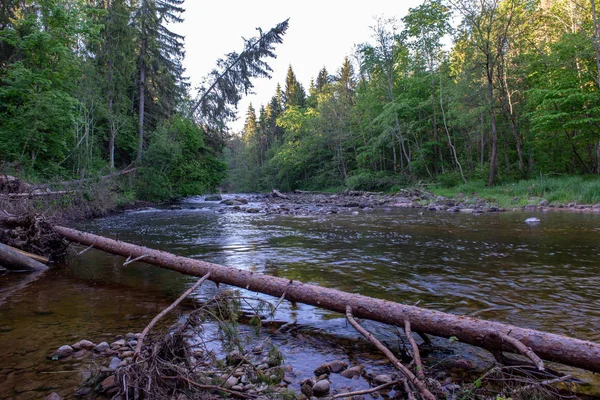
[120,351,135,358]
[108,357,121,370]
[53,345,73,359]
[72,340,95,350]
[231,385,243,391]
[93,342,110,353]
[43,393,62,400]
[225,376,239,388]
[257,363,268,370]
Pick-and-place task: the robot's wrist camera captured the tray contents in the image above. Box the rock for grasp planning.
[539,199,549,206]
[312,380,330,396]
[373,374,393,384]
[458,208,474,213]
[246,208,260,213]
[111,339,126,348]
[234,197,249,204]
[100,376,116,391]
[126,332,136,339]
[314,363,330,375]
[53,345,73,360]
[73,387,92,397]
[224,377,239,388]
[257,363,269,370]
[72,340,95,350]
[226,350,243,365]
[525,217,540,224]
[205,194,222,201]
[231,385,243,391]
[93,342,110,353]
[72,350,87,359]
[327,360,348,373]
[43,393,62,400]
[108,357,121,370]
[120,351,134,358]
[301,382,314,398]
[340,365,364,379]
[593,203,600,209]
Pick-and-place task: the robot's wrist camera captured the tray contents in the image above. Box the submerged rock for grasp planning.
[525,217,540,224]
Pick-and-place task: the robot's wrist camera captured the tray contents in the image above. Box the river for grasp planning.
[1,194,599,398]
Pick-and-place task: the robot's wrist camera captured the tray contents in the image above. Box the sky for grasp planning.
[175,0,423,131]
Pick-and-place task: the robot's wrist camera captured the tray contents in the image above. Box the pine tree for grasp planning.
[316,67,329,92]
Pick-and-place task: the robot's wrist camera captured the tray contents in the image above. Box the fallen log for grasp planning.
[0,241,48,272]
[6,244,49,264]
[54,225,600,373]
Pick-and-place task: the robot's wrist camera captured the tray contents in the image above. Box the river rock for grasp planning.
[110,339,125,348]
[340,365,364,379]
[301,379,314,397]
[120,350,134,358]
[246,207,260,213]
[312,380,330,396]
[93,342,109,353]
[72,340,95,350]
[100,376,116,391]
[53,345,73,359]
[458,208,474,213]
[234,197,249,204]
[328,360,348,373]
[43,393,62,400]
[373,374,393,384]
[231,385,243,391]
[314,363,330,375]
[205,194,222,201]
[226,350,243,365]
[224,377,239,388]
[73,387,91,397]
[525,217,540,224]
[108,357,121,370]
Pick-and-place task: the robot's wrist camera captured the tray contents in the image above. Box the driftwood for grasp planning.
[0,241,47,272]
[0,190,76,200]
[54,225,600,373]
[6,244,49,263]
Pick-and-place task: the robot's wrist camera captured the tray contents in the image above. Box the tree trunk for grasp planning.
[0,242,47,272]
[486,65,498,186]
[54,226,600,373]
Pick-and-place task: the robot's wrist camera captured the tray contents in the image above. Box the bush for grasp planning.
[436,171,463,188]
[345,171,408,192]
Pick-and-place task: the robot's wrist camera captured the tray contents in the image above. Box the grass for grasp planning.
[430,175,600,208]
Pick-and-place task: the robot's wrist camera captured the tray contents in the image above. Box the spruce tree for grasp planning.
[134,0,186,162]
[284,65,306,108]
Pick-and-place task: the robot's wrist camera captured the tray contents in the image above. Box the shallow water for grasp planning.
[1,195,599,398]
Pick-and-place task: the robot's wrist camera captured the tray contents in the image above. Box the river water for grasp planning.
[1,195,599,398]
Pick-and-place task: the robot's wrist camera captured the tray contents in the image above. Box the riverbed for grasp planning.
[1,194,599,398]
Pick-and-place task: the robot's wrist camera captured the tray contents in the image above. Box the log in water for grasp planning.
[54,225,600,373]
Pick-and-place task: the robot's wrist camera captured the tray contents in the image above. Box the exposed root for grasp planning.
[0,213,68,261]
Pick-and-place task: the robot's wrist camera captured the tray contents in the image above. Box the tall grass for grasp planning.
[431,176,600,207]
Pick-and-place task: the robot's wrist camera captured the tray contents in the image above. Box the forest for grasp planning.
[1,0,599,200]
[227,0,600,194]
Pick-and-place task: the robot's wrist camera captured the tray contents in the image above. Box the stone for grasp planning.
[226,350,243,365]
[100,376,116,391]
[53,345,73,359]
[301,382,313,398]
[231,385,243,391]
[93,342,110,353]
[340,365,364,379]
[205,194,222,201]
[312,380,330,396]
[108,357,121,370]
[257,363,268,370]
[458,208,474,213]
[539,199,549,206]
[125,332,136,339]
[313,363,330,376]
[72,340,95,350]
[110,339,125,348]
[73,387,92,397]
[525,217,540,224]
[327,360,348,373]
[373,374,393,384]
[234,197,249,204]
[224,377,239,388]
[246,208,260,213]
[43,393,62,400]
[120,351,134,358]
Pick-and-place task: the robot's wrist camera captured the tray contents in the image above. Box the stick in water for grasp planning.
[134,272,211,357]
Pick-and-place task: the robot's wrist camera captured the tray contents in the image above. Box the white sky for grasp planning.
[176,0,422,131]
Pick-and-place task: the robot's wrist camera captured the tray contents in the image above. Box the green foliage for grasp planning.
[135,115,227,201]
[346,170,409,192]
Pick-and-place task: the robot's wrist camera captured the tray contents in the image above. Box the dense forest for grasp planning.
[1,1,599,200]
[227,0,600,193]
[0,0,287,201]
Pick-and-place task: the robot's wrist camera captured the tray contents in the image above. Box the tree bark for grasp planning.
[54,226,600,373]
[0,241,47,272]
